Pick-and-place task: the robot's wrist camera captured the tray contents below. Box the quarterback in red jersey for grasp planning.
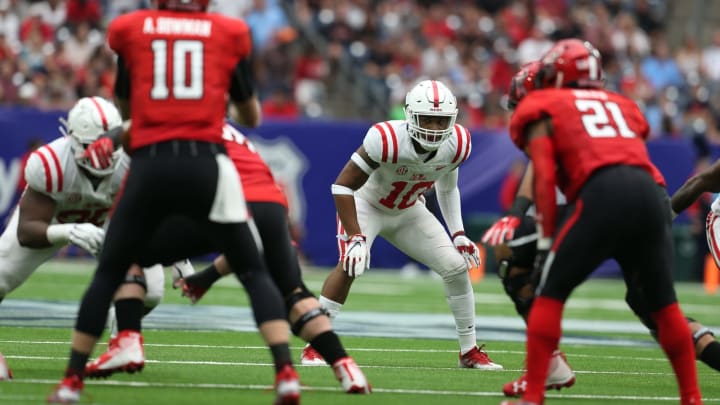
[49,1,295,403]
[499,39,702,405]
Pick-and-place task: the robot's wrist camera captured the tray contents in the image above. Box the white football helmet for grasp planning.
[404,80,457,151]
[59,97,122,177]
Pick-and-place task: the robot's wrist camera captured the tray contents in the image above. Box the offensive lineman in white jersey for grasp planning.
[301,80,503,370]
[0,97,184,380]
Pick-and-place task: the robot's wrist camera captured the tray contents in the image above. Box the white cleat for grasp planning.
[300,344,326,366]
[458,345,503,370]
[0,352,12,380]
[47,375,83,404]
[332,357,371,394]
[85,330,145,378]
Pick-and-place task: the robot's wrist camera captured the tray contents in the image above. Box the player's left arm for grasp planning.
[114,55,131,120]
[16,188,58,248]
[670,159,720,216]
[436,168,481,268]
[525,117,557,251]
[435,169,464,237]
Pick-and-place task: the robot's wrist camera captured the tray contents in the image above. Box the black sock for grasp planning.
[270,343,292,372]
[67,349,90,378]
[186,264,223,289]
[114,298,144,332]
[310,331,347,365]
[700,341,720,371]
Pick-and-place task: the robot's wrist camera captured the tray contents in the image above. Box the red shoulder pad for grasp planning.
[509,90,559,150]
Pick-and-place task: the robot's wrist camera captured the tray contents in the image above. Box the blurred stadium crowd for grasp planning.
[1,0,720,142]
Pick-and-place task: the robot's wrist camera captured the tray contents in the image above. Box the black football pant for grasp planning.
[75,140,286,337]
[139,201,307,299]
[536,165,677,314]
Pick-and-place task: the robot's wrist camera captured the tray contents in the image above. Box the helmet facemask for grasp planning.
[404,80,458,151]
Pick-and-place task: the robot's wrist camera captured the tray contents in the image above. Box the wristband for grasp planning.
[105,126,124,149]
[508,196,533,217]
[451,230,466,241]
[46,224,74,244]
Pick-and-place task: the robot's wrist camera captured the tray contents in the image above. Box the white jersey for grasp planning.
[0,137,129,298]
[24,136,129,226]
[356,120,472,214]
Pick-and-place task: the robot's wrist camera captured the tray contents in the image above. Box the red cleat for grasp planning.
[300,344,326,366]
[85,330,145,378]
[332,357,371,394]
[47,374,83,404]
[459,345,503,370]
[502,351,575,397]
[274,364,300,405]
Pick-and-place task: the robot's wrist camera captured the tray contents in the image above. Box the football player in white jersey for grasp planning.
[0,97,184,380]
[300,80,503,370]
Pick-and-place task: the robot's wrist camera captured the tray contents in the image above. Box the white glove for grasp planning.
[172,259,196,289]
[452,232,481,269]
[69,223,105,256]
[343,234,369,277]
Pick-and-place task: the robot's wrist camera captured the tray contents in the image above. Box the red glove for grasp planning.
[480,216,521,246]
[82,137,115,171]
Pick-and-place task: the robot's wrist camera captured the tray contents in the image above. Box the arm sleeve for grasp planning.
[229,57,255,103]
[528,136,558,240]
[435,169,464,235]
[114,56,131,99]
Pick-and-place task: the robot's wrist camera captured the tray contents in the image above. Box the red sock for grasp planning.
[522,296,564,404]
[651,302,702,403]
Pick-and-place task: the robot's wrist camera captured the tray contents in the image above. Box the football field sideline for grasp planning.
[0,298,662,347]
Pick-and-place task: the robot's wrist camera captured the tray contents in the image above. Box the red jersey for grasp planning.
[222,125,287,208]
[107,10,252,150]
[510,88,665,202]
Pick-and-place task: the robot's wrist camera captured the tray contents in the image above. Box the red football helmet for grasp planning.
[539,39,604,89]
[507,61,542,110]
[157,0,209,11]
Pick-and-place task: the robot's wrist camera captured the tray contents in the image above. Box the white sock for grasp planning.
[319,295,343,319]
[443,272,477,354]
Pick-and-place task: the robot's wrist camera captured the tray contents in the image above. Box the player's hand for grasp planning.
[452,232,481,269]
[178,274,209,304]
[68,223,105,256]
[82,137,115,171]
[171,259,196,289]
[343,234,369,277]
[480,216,521,246]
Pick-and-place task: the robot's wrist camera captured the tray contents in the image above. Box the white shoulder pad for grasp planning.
[363,121,400,164]
[449,124,472,166]
[24,147,63,196]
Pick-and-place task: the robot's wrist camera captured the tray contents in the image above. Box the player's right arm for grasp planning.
[333,146,377,236]
[670,159,720,216]
[16,187,58,248]
[228,57,261,128]
[481,163,534,246]
[18,153,105,255]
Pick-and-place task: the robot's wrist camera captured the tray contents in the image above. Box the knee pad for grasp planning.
[499,260,535,318]
[291,307,328,336]
[284,284,316,313]
[692,325,715,346]
[142,265,165,309]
